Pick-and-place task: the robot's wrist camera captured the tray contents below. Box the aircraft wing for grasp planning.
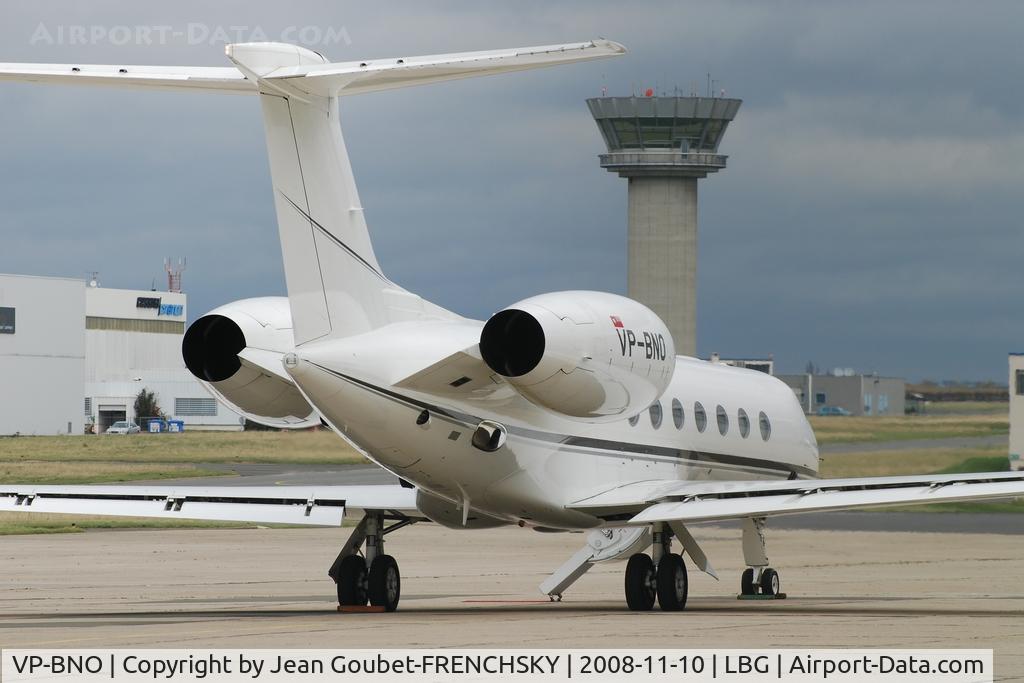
[0,484,422,526]
[569,471,1024,524]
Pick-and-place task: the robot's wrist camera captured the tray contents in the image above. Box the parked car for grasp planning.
[106,420,141,434]
[817,406,852,416]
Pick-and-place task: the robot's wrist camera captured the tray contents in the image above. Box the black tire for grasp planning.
[740,568,756,595]
[624,553,656,611]
[368,555,401,612]
[760,567,780,596]
[337,555,368,606]
[656,553,688,611]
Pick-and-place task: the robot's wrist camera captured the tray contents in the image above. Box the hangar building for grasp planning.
[778,371,906,417]
[0,272,242,435]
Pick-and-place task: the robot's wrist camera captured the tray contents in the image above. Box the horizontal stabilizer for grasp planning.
[0,62,251,93]
[253,39,626,97]
[0,39,624,97]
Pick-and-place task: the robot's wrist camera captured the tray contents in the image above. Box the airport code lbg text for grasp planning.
[1,649,993,682]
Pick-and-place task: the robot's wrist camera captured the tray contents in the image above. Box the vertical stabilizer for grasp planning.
[228,43,424,345]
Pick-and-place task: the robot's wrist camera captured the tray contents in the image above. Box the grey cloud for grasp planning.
[0,1,1022,381]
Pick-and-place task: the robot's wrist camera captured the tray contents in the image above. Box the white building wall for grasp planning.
[0,274,84,435]
[1010,354,1024,471]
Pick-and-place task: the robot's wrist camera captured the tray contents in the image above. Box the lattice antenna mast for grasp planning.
[164,257,186,293]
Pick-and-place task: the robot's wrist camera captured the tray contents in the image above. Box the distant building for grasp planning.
[1009,354,1024,471]
[0,274,85,436]
[0,272,242,435]
[778,371,905,416]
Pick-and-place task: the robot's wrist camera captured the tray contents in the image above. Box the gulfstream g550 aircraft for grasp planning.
[2,41,1023,613]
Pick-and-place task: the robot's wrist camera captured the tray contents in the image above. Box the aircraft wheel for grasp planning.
[740,568,756,596]
[656,553,688,611]
[337,555,368,606]
[624,553,656,611]
[368,555,401,612]
[760,567,780,596]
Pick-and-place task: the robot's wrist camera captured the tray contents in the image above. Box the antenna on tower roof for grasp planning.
[165,257,186,293]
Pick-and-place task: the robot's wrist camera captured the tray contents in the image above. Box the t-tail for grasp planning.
[0,40,626,345]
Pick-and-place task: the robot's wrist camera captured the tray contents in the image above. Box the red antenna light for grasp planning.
[644,87,653,97]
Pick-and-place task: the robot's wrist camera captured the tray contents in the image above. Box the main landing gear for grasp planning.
[328,512,412,612]
[624,523,689,611]
[540,522,717,610]
[620,517,783,610]
[541,518,782,610]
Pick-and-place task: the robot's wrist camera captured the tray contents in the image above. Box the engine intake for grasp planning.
[182,314,245,382]
[478,309,545,377]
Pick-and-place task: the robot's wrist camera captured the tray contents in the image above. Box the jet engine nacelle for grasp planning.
[478,291,675,422]
[182,297,318,428]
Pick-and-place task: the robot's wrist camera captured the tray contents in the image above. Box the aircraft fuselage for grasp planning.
[287,321,819,530]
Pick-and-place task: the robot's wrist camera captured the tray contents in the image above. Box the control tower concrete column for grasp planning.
[588,96,741,357]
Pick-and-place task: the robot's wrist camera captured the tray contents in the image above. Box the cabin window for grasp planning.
[649,401,663,429]
[694,402,707,433]
[759,411,772,441]
[738,408,750,438]
[671,398,684,430]
[716,405,729,435]
[628,413,639,427]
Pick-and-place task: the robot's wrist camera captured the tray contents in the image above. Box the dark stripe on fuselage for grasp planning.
[307,362,817,479]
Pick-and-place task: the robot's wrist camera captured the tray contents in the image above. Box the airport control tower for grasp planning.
[588,95,741,356]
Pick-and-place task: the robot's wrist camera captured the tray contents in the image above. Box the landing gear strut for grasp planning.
[624,522,689,612]
[739,517,783,598]
[328,512,411,612]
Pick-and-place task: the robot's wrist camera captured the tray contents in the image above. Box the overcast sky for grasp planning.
[1,1,1022,382]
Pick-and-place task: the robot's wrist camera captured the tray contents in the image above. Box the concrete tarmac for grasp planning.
[1,524,1022,679]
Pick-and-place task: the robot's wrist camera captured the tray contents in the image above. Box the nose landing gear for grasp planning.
[738,517,785,600]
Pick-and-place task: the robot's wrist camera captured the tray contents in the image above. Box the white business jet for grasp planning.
[1,41,1022,613]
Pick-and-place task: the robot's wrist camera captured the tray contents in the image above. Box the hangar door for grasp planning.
[98,405,127,433]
